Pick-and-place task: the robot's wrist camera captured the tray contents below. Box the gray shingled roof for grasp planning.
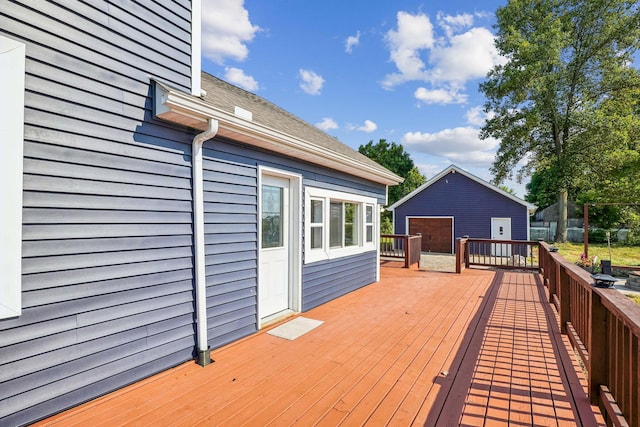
[200,72,399,181]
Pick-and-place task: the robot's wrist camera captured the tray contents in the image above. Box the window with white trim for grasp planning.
[305,187,377,263]
[365,204,374,243]
[329,201,360,248]
[309,199,324,249]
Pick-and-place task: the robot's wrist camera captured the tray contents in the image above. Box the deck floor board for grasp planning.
[35,264,604,426]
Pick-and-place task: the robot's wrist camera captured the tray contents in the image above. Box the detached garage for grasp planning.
[388,165,536,253]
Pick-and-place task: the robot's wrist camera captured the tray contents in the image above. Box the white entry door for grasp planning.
[491,217,512,256]
[259,175,290,319]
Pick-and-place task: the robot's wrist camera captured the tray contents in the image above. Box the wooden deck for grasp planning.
[36,264,604,426]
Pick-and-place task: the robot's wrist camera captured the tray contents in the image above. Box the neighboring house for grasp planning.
[0,2,401,425]
[388,165,535,253]
[533,201,582,224]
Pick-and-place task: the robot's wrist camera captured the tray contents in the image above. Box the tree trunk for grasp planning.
[555,188,568,242]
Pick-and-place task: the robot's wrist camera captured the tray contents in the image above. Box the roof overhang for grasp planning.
[154,81,402,186]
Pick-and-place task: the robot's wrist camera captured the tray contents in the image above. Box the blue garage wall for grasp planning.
[393,170,529,242]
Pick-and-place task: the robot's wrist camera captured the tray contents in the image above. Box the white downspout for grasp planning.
[193,119,218,366]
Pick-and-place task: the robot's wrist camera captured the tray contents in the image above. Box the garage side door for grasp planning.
[408,217,453,253]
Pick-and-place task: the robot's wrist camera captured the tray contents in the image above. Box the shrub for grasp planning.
[588,228,617,244]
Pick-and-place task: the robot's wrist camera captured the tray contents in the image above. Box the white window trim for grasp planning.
[0,36,25,319]
[305,187,377,263]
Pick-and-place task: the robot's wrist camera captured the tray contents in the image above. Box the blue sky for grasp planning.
[200,0,527,196]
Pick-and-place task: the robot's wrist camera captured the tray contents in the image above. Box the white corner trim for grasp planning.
[0,35,25,319]
[190,0,202,96]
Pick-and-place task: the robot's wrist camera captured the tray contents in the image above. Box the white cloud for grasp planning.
[299,69,325,95]
[415,162,447,179]
[436,12,474,38]
[357,120,377,133]
[465,106,494,126]
[428,27,506,84]
[401,126,499,166]
[224,67,259,91]
[382,11,434,87]
[414,87,467,105]
[201,0,260,64]
[316,117,338,131]
[345,31,360,53]
[381,11,506,104]
[346,120,378,133]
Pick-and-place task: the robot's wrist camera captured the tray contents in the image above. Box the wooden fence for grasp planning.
[380,234,422,268]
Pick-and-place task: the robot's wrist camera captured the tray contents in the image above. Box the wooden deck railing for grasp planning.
[538,242,640,427]
[456,238,640,425]
[456,238,540,272]
[380,234,422,268]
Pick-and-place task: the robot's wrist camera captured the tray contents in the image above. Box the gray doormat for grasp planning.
[267,316,324,340]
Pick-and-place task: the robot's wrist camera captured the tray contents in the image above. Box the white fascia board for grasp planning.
[154,81,402,186]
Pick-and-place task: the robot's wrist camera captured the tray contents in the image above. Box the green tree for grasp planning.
[480,0,640,242]
[525,168,560,210]
[499,185,516,195]
[358,139,426,206]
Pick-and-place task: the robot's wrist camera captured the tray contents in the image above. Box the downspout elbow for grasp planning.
[193,119,218,366]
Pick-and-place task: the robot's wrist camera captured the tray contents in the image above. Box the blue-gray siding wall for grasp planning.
[0,2,195,426]
[302,252,377,311]
[394,171,529,241]
[203,138,385,346]
[203,157,259,349]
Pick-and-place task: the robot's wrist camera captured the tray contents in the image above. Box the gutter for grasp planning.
[193,119,218,366]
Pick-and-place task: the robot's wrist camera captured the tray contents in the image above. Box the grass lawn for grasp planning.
[628,294,640,305]
[549,242,640,267]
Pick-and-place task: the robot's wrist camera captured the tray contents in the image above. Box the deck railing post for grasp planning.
[403,235,409,268]
[588,291,608,409]
[559,265,571,335]
[455,238,465,274]
[464,239,470,269]
[548,259,557,305]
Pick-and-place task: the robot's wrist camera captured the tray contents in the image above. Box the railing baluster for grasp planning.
[459,238,539,271]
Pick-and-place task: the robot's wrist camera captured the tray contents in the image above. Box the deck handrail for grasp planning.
[539,242,640,427]
[380,234,422,268]
[456,237,540,272]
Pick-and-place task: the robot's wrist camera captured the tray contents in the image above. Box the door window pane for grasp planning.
[262,185,283,248]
